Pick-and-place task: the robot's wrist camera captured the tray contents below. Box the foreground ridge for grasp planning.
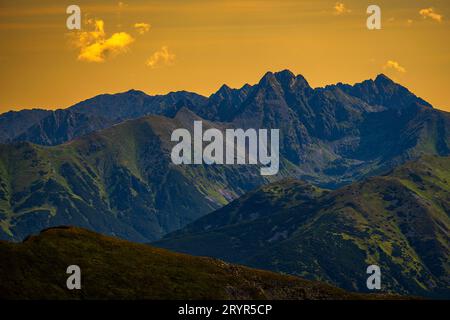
[0,226,399,300]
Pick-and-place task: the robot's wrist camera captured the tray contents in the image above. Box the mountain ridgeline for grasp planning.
[2,226,390,300]
[1,71,448,187]
[0,71,449,243]
[0,112,273,242]
[155,156,450,298]
[0,70,449,298]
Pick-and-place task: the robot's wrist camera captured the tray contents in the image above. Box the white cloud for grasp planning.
[134,22,151,35]
[334,2,351,15]
[146,46,176,68]
[419,8,443,22]
[383,60,406,73]
[72,19,134,63]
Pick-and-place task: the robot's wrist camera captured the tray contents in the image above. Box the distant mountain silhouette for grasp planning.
[0,71,440,148]
[0,70,448,241]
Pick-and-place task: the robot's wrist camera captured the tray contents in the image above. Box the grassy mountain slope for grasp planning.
[0,112,274,242]
[0,226,392,300]
[155,156,450,298]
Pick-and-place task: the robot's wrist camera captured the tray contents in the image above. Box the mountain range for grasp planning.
[1,71,448,188]
[0,110,273,242]
[0,70,448,297]
[0,71,449,242]
[155,155,450,298]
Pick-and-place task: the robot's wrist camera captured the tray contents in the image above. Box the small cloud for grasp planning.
[383,60,406,73]
[71,19,134,63]
[146,46,176,68]
[134,22,151,35]
[407,19,414,26]
[419,8,443,22]
[334,2,351,15]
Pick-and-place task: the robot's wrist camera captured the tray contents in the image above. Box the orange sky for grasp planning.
[0,0,449,112]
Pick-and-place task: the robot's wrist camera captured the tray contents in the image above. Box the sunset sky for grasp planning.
[0,0,449,113]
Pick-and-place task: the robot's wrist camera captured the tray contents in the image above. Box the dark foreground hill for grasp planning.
[0,226,393,300]
[155,156,450,298]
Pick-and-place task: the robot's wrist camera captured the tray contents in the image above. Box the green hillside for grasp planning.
[0,226,393,300]
[0,111,273,242]
[1,71,450,244]
[155,156,450,298]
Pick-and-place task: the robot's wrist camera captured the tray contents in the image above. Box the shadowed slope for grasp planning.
[0,226,395,300]
[155,156,450,298]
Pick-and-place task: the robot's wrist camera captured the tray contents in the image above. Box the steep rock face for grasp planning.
[155,156,450,298]
[14,110,113,145]
[335,74,432,110]
[0,109,51,142]
[198,84,252,122]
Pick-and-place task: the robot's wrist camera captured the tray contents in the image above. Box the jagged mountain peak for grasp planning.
[218,83,232,92]
[374,73,394,84]
[124,89,147,95]
[274,69,296,80]
[257,70,311,93]
[335,74,433,110]
[0,70,441,149]
[293,73,310,88]
[211,84,233,99]
[259,71,279,85]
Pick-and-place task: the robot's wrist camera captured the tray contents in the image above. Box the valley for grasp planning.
[155,155,450,298]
